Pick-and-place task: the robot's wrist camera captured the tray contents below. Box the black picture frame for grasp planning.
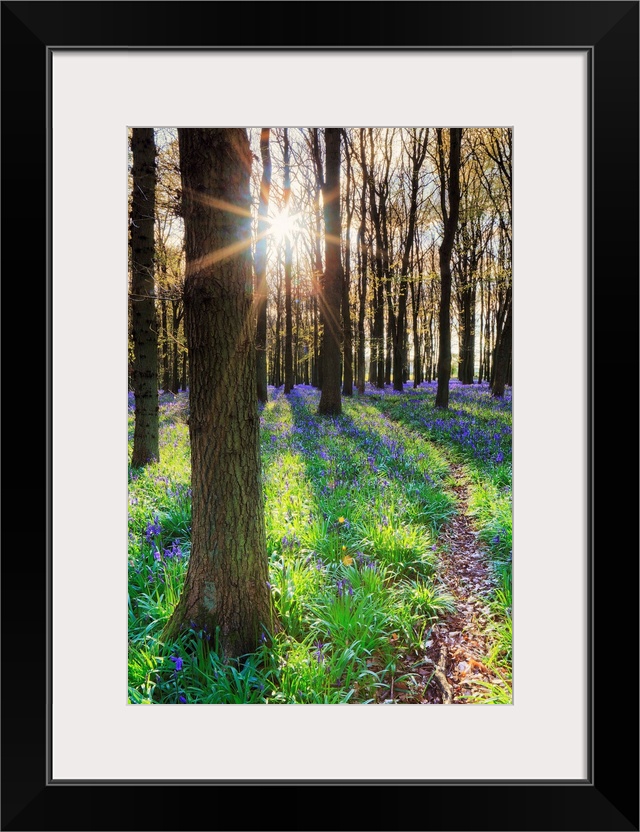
[2,2,638,830]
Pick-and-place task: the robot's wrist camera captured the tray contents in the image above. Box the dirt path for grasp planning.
[422,461,510,703]
[392,458,511,704]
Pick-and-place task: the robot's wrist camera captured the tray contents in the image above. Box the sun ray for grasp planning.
[268,208,301,243]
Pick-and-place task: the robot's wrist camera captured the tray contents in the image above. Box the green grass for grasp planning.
[128,383,512,704]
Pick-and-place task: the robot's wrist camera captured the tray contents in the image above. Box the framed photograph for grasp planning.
[2,2,637,830]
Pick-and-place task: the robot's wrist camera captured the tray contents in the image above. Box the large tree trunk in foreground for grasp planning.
[318,128,343,415]
[130,127,159,467]
[435,128,462,409]
[164,128,274,658]
[255,128,271,403]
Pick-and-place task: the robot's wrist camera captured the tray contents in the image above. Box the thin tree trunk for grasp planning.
[382,200,394,387]
[181,349,188,391]
[318,128,343,415]
[130,127,159,467]
[283,129,294,394]
[312,293,319,387]
[273,254,282,388]
[161,295,170,391]
[170,301,181,393]
[478,270,485,382]
[357,129,368,394]
[492,291,512,397]
[435,128,462,409]
[367,130,386,389]
[312,128,325,390]
[255,128,271,403]
[342,130,354,396]
[411,279,422,387]
[395,129,428,390]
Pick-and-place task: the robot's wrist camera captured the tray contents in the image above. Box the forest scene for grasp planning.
[128,126,512,705]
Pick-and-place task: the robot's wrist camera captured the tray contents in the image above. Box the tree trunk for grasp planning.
[458,275,476,384]
[478,271,485,382]
[395,129,428,390]
[342,131,354,396]
[492,293,512,397]
[283,129,294,394]
[367,131,386,389]
[381,199,394,387]
[312,293,319,387]
[161,295,170,392]
[318,128,343,415]
[357,129,368,394]
[312,129,325,391]
[165,128,275,658]
[255,128,271,403]
[411,280,422,387]
[181,349,188,391]
[372,236,385,388]
[130,127,159,467]
[170,301,181,393]
[273,255,282,388]
[435,128,462,410]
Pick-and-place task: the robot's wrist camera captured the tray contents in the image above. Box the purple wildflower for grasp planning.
[145,515,162,542]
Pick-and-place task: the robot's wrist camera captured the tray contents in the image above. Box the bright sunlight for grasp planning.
[268,207,299,242]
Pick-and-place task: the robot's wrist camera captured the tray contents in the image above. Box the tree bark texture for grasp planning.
[161,296,170,392]
[356,129,368,394]
[311,128,325,391]
[492,291,512,397]
[342,131,354,396]
[283,129,294,394]
[318,128,343,415]
[130,127,159,467]
[435,128,462,410]
[255,128,271,403]
[165,128,274,658]
[394,129,428,391]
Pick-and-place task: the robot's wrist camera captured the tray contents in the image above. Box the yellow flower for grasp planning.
[338,516,345,524]
[342,555,354,566]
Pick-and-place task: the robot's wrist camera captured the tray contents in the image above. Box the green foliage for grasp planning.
[128,385,512,704]
[350,516,437,580]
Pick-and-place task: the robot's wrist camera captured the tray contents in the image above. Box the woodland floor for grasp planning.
[379,457,509,704]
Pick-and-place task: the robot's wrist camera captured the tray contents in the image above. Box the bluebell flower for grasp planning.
[170,656,184,672]
[145,514,162,542]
